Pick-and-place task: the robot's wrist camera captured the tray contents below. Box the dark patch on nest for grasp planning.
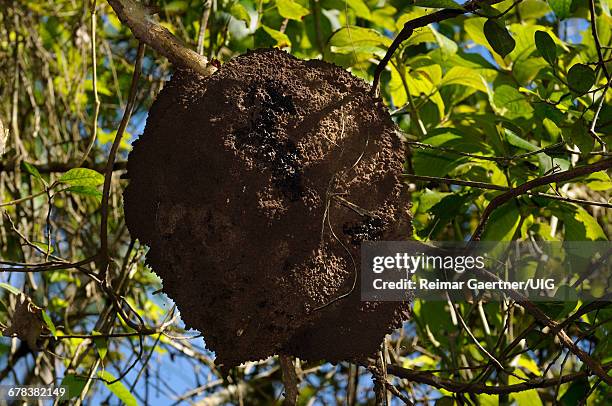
[123,48,412,371]
[343,216,386,245]
[233,82,303,201]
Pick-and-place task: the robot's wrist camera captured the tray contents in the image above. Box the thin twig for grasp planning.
[196,0,212,55]
[403,173,612,208]
[78,0,101,167]
[99,43,145,279]
[372,0,505,93]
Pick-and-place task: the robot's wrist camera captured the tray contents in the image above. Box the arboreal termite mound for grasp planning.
[124,48,412,370]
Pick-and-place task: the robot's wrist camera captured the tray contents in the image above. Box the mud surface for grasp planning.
[124,49,412,370]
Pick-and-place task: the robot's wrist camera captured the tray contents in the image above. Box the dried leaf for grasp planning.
[2,293,46,350]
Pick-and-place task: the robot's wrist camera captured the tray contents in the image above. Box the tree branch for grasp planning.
[99,43,145,280]
[0,160,127,174]
[372,0,505,92]
[106,0,217,76]
[387,362,611,395]
[403,173,612,208]
[280,355,299,406]
[470,158,612,241]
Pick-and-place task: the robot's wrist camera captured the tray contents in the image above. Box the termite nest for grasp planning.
[124,49,412,371]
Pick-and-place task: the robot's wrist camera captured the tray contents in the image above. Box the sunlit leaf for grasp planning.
[276,0,309,20]
[328,26,391,55]
[32,241,54,254]
[509,369,543,405]
[59,168,104,187]
[97,371,138,406]
[415,0,463,9]
[164,1,188,14]
[93,330,108,360]
[549,0,573,19]
[41,310,57,338]
[230,3,251,25]
[555,203,607,241]
[0,282,21,295]
[346,0,372,19]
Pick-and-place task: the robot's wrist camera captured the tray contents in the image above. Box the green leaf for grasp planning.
[567,63,595,95]
[328,26,391,55]
[476,394,498,406]
[534,30,556,65]
[549,0,573,19]
[567,119,594,155]
[519,0,553,20]
[481,201,521,242]
[555,203,607,241]
[422,192,476,239]
[346,0,372,19]
[66,185,103,202]
[441,66,487,92]
[525,330,553,350]
[22,162,42,179]
[412,130,488,177]
[492,85,534,120]
[483,19,516,58]
[560,377,590,405]
[474,0,502,18]
[32,241,54,254]
[230,3,251,25]
[21,162,46,185]
[97,371,138,406]
[0,282,21,296]
[61,374,88,399]
[41,310,57,338]
[93,330,108,360]
[415,0,464,10]
[97,129,132,151]
[59,168,104,187]
[164,1,188,13]
[276,0,309,20]
[258,25,291,48]
[584,171,612,191]
[430,26,458,60]
[510,370,543,405]
[518,355,541,376]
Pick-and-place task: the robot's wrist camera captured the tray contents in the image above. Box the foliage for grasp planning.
[0,0,610,404]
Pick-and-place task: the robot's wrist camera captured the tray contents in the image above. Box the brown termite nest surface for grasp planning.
[124,48,412,370]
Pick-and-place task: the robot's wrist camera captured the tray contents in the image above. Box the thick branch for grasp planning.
[471,158,612,241]
[106,0,216,76]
